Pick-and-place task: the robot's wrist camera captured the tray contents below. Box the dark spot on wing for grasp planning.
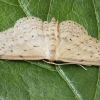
[70,38,72,41]
[77,45,79,46]
[33,45,39,47]
[20,55,23,57]
[46,34,49,37]
[51,34,55,36]
[80,60,84,62]
[20,36,23,38]
[95,40,98,43]
[84,32,86,34]
[90,55,92,57]
[68,49,70,50]
[11,50,13,52]
[81,42,83,44]
[39,19,41,21]
[76,36,79,38]
[81,28,83,30]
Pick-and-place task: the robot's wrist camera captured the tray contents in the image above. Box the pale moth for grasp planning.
[0,16,100,66]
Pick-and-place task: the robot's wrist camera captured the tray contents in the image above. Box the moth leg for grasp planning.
[43,60,73,65]
[78,64,87,70]
[43,60,57,65]
[43,60,87,70]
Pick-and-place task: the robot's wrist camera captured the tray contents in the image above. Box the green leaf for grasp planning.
[0,0,100,100]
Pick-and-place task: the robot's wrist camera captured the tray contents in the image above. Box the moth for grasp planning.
[0,16,100,66]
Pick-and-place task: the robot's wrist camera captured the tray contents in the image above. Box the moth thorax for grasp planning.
[46,18,58,60]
